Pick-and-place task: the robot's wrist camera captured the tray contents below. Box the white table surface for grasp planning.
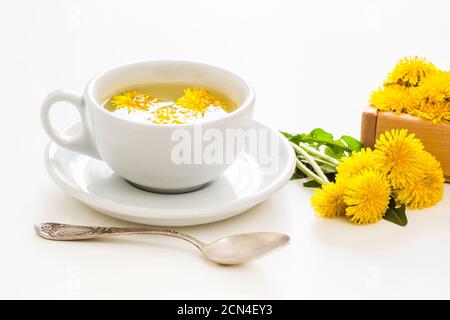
[1,0,450,299]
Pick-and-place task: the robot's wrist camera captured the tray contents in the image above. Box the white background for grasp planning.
[1,0,449,299]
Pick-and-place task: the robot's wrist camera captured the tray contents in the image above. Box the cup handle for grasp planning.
[41,89,101,160]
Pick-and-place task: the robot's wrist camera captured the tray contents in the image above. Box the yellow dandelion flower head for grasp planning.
[111,91,158,112]
[336,148,383,178]
[344,169,391,225]
[176,88,222,115]
[311,180,347,218]
[373,129,426,188]
[386,56,438,87]
[370,85,417,114]
[414,71,450,123]
[395,152,444,210]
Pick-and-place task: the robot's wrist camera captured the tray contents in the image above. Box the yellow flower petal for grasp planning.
[413,71,450,123]
[344,169,391,225]
[311,180,347,218]
[175,88,223,115]
[395,152,445,210]
[385,56,438,87]
[111,91,158,112]
[370,85,418,114]
[373,129,426,189]
[336,148,383,178]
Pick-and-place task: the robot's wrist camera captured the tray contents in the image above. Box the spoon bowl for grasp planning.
[203,232,290,265]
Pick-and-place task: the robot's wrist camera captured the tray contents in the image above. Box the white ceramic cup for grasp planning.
[41,61,255,193]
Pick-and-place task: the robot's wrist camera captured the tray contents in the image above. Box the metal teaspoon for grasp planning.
[34,223,290,265]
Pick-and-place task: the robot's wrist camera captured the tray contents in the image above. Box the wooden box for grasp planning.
[361,107,450,182]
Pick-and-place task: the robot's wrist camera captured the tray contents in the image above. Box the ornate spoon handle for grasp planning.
[34,222,205,251]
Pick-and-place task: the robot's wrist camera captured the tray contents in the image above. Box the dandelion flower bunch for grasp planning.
[370,56,450,123]
[312,150,390,225]
[306,129,444,226]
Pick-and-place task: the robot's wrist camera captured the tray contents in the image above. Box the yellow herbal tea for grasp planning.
[103,83,237,124]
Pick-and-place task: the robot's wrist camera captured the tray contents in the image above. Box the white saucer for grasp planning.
[44,120,296,226]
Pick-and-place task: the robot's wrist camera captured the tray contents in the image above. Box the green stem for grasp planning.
[309,157,337,168]
[295,159,325,185]
[291,142,330,184]
[298,142,341,166]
